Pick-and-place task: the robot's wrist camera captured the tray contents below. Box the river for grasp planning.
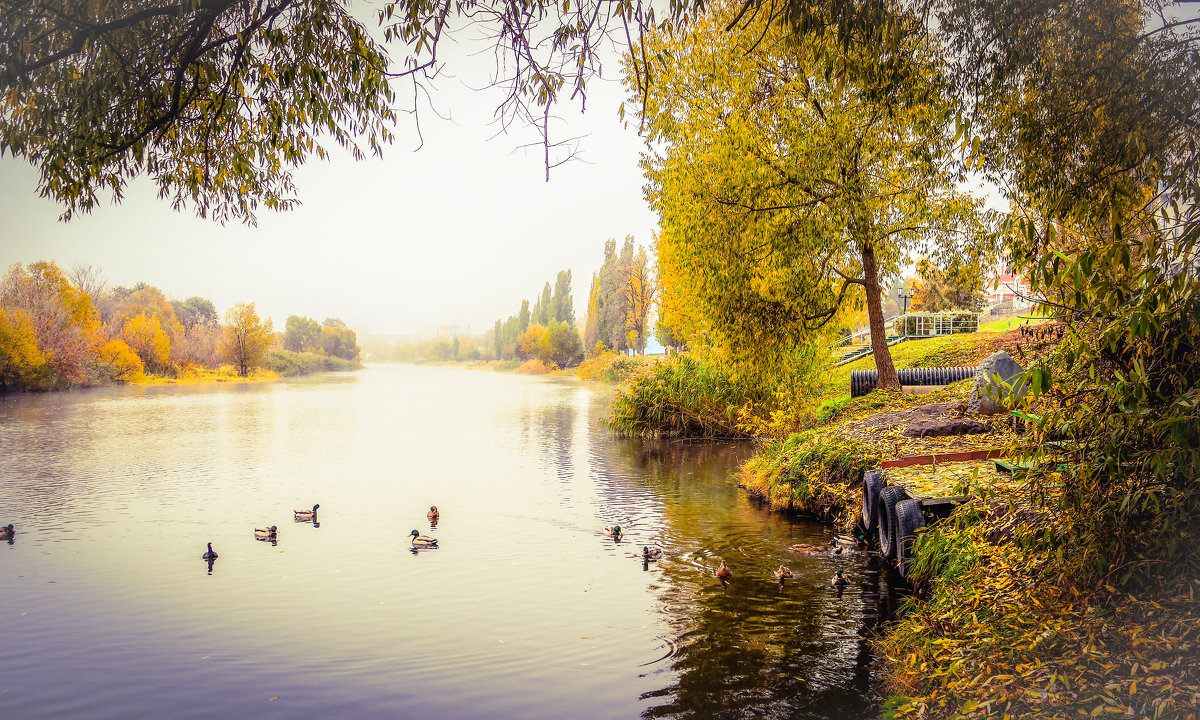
[0,364,900,719]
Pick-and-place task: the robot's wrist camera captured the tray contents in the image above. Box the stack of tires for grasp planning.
[861,469,925,577]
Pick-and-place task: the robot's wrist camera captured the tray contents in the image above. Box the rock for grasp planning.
[968,350,1026,415]
[901,416,990,437]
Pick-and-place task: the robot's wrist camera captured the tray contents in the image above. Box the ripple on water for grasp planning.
[0,366,895,720]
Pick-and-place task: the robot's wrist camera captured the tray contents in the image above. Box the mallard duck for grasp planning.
[643,546,663,560]
[254,525,278,540]
[294,504,319,520]
[604,525,622,538]
[715,560,732,580]
[427,505,439,520]
[202,542,218,560]
[410,529,438,548]
[0,524,14,540]
[833,533,865,548]
[773,565,794,580]
[831,569,848,587]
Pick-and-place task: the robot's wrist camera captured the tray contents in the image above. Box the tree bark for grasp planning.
[862,243,900,389]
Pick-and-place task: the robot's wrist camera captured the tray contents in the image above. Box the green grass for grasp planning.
[820,327,1038,402]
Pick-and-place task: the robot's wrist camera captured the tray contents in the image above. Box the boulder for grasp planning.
[968,350,1026,415]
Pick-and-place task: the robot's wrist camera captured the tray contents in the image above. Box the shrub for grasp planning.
[517,357,554,374]
[266,349,359,376]
[740,428,885,521]
[575,351,645,383]
[608,354,753,439]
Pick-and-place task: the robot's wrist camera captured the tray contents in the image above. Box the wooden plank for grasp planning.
[881,448,1006,469]
[920,495,970,508]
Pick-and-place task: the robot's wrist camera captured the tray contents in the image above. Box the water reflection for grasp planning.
[0,366,897,720]
[592,432,893,720]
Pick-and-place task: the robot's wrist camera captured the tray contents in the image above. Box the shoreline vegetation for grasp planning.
[588,318,1200,719]
[0,260,363,394]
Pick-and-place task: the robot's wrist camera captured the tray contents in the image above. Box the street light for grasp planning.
[899,285,913,315]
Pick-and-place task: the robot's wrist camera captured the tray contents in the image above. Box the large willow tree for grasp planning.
[638,2,991,388]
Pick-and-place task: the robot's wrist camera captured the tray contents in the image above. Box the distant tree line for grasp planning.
[0,260,359,391]
[489,269,584,369]
[378,236,658,368]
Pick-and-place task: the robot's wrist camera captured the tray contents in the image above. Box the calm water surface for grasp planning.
[0,365,900,719]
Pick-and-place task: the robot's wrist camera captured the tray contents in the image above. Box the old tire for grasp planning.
[876,486,908,560]
[895,499,927,578]
[861,469,884,532]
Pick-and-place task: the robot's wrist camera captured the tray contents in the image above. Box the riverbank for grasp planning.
[748,332,1199,719]
[596,325,1199,719]
[135,365,279,385]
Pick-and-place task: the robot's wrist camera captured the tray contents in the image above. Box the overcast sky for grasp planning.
[0,21,656,338]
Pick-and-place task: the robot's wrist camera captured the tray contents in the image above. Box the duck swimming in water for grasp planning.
[643,546,663,560]
[715,560,733,580]
[254,525,278,540]
[831,569,848,587]
[294,504,320,520]
[773,565,794,580]
[202,542,218,560]
[0,524,14,540]
[410,529,438,548]
[427,506,439,521]
[604,525,622,539]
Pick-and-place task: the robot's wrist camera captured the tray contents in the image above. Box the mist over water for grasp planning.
[0,365,899,719]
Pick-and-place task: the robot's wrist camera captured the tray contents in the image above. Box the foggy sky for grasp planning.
[0,29,657,339]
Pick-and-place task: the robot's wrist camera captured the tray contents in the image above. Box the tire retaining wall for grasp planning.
[861,456,999,577]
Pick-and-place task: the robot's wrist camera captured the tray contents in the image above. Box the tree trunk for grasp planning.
[862,243,900,390]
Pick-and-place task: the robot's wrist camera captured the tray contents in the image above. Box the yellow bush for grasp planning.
[517,358,553,374]
[98,339,144,381]
[0,308,47,389]
[122,313,171,371]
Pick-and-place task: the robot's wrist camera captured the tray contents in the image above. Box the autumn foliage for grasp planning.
[0,260,360,391]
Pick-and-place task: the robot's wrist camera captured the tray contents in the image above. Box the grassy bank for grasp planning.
[877,497,1200,720]
[266,349,361,377]
[136,364,279,385]
[722,323,1199,720]
[740,327,1039,521]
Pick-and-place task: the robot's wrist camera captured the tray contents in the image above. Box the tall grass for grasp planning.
[607,355,754,439]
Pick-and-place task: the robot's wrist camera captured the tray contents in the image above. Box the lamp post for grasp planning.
[898,285,914,338]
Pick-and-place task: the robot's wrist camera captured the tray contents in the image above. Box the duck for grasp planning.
[773,565,794,580]
[833,533,865,548]
[254,525,278,540]
[643,546,663,560]
[0,524,14,540]
[410,529,438,548]
[831,569,848,587]
[604,525,622,539]
[201,542,218,560]
[294,504,320,520]
[787,542,827,554]
[427,505,439,520]
[715,560,733,580]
